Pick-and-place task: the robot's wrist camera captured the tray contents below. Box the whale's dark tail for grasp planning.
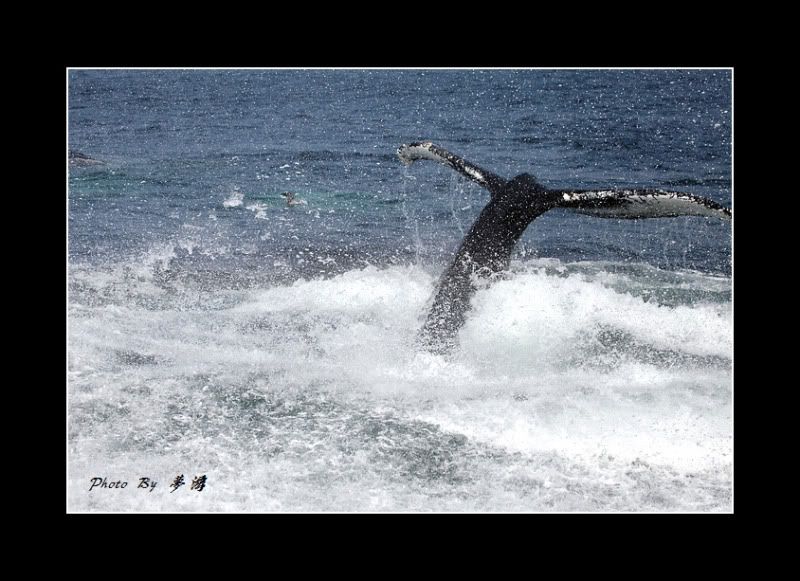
[398,141,732,353]
[398,141,509,196]
[555,188,731,220]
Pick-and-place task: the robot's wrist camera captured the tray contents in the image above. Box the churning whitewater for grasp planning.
[68,69,732,512]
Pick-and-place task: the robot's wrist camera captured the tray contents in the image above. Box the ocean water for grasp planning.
[67,69,732,512]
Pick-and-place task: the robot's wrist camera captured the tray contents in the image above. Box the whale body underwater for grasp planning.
[396,141,732,354]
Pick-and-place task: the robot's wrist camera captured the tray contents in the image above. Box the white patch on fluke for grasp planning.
[464,166,483,181]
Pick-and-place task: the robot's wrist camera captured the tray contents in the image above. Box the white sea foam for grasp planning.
[68,258,732,512]
[245,203,269,220]
[223,190,244,208]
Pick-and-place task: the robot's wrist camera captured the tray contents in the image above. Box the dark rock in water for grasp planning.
[69,149,104,166]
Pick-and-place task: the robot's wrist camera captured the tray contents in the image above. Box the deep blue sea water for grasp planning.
[68,69,732,512]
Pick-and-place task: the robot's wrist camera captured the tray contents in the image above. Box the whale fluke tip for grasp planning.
[397,141,440,166]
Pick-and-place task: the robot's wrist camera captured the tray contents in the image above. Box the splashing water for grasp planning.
[68,69,731,512]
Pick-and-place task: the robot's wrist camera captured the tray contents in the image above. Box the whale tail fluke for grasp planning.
[555,189,731,221]
[397,141,508,196]
[397,141,731,354]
